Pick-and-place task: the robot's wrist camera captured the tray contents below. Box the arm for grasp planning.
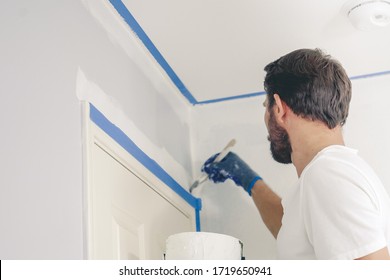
[356,247,390,260]
[202,152,283,239]
[251,180,283,238]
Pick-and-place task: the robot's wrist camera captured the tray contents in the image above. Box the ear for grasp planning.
[273,94,289,125]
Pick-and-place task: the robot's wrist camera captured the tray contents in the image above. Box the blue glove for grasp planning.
[201,152,262,196]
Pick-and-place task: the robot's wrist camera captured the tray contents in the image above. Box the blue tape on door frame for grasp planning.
[89,104,202,231]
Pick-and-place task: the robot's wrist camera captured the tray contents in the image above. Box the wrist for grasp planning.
[246,176,262,196]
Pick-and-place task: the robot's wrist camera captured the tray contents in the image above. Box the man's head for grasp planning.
[263,48,352,129]
[263,49,351,163]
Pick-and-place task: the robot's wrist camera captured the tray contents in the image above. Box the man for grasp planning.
[202,49,390,260]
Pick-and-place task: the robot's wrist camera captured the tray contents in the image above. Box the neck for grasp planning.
[289,120,345,177]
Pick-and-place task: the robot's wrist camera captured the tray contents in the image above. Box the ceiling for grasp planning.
[111,0,390,105]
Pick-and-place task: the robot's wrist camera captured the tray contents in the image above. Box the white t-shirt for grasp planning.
[277,145,390,259]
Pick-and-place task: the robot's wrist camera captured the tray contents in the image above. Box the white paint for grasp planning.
[81,0,194,186]
[81,0,191,107]
[76,69,190,188]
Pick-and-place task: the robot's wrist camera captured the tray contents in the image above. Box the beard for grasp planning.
[267,110,292,164]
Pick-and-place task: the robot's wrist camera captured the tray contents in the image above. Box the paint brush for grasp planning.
[189,139,236,193]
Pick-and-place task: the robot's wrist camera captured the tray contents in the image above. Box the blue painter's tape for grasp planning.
[108,0,197,105]
[89,104,202,217]
[196,209,201,232]
[350,70,390,80]
[196,91,266,105]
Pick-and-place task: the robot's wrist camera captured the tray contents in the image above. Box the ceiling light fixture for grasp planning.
[344,0,390,30]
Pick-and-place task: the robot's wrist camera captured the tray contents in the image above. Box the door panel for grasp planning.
[88,139,194,259]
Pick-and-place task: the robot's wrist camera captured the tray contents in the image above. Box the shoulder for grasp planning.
[302,146,375,189]
[300,147,381,210]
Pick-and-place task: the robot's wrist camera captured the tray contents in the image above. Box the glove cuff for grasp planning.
[246,176,262,196]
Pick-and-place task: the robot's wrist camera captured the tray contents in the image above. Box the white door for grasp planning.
[84,106,197,260]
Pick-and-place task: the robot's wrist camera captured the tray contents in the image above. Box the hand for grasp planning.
[201,152,262,195]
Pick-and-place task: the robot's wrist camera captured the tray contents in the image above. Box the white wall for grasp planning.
[0,0,85,259]
[345,75,390,191]
[0,0,192,259]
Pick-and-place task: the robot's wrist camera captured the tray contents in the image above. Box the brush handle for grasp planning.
[196,174,209,185]
[213,139,236,163]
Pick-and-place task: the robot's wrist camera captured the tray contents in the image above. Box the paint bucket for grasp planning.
[164,232,244,260]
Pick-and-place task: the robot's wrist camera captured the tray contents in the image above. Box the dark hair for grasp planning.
[263,48,351,129]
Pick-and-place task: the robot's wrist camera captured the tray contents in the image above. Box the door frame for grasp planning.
[82,102,201,259]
